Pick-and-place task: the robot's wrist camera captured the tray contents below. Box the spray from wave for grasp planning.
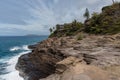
[0,45,31,80]
[10,45,29,51]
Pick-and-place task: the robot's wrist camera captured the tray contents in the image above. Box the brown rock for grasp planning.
[40,57,111,80]
[16,33,120,80]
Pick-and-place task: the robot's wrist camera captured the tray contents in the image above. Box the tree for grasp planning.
[72,20,77,27]
[56,24,61,30]
[49,28,53,33]
[83,8,90,20]
[112,0,115,4]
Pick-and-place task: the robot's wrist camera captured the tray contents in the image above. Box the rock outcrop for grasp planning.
[16,38,67,80]
[16,33,120,80]
[40,56,110,80]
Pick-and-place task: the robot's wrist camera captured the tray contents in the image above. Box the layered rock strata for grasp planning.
[16,33,120,80]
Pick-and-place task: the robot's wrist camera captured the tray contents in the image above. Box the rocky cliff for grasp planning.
[16,3,120,80]
[16,33,120,80]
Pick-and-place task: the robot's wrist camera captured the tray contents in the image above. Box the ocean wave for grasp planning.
[0,51,31,80]
[10,46,20,51]
[10,45,29,51]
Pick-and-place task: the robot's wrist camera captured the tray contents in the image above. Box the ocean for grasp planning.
[0,36,48,80]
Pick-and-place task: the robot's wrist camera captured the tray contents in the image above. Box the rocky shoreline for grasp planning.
[16,33,120,80]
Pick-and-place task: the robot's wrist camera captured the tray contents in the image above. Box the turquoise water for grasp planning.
[0,36,48,80]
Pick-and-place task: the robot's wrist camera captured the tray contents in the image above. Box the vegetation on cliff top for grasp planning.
[49,2,120,37]
[85,2,120,34]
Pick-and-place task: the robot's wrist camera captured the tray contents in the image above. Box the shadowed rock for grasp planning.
[40,57,111,80]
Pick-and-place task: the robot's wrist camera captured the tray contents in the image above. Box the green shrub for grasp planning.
[49,20,84,37]
[77,34,84,40]
[49,2,120,38]
[84,2,120,34]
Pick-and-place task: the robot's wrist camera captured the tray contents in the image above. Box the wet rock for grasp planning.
[28,44,37,50]
[16,40,66,80]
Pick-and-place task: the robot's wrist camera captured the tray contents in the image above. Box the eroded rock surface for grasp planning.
[40,56,111,80]
[16,33,120,80]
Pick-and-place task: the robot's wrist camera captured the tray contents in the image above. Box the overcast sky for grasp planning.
[0,0,120,36]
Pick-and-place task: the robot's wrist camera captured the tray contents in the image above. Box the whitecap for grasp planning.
[10,46,21,51]
[10,45,30,51]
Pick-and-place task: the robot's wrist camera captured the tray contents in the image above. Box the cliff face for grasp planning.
[16,33,120,80]
[16,38,67,80]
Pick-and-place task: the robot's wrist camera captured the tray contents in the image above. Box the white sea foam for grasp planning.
[22,45,30,51]
[10,45,29,51]
[10,46,20,51]
[0,45,31,80]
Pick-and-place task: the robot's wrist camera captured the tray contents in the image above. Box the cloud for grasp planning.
[0,0,120,36]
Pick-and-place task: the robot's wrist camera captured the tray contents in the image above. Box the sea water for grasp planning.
[0,36,48,80]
